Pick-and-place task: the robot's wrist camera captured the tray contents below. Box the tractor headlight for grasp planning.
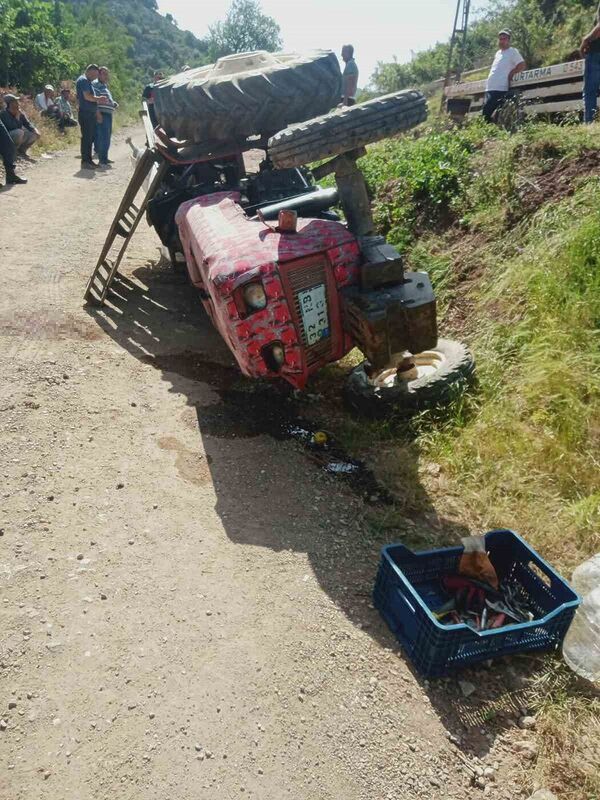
[242,282,267,312]
[262,342,285,372]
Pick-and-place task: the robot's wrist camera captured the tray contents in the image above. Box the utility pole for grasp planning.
[440,0,472,109]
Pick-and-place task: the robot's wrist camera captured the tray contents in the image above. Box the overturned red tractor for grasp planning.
[85,51,473,415]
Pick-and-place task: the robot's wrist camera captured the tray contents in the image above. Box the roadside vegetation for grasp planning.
[314,118,600,799]
[360,120,600,572]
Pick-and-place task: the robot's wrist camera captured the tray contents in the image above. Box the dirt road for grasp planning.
[1,131,527,800]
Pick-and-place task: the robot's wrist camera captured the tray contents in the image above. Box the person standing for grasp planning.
[581,4,600,123]
[142,70,164,128]
[0,117,27,186]
[76,64,108,169]
[341,45,359,106]
[93,67,118,166]
[0,95,41,155]
[482,30,526,122]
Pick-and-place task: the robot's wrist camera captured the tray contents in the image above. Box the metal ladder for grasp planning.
[83,146,168,306]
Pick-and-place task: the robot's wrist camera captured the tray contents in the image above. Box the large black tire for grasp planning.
[154,50,341,144]
[267,90,427,169]
[344,339,475,418]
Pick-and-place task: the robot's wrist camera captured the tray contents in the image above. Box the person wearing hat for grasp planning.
[35,85,58,116]
[482,30,526,123]
[0,94,41,156]
[581,3,600,123]
[0,117,27,186]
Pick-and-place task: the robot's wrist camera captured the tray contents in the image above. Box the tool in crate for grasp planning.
[434,575,536,630]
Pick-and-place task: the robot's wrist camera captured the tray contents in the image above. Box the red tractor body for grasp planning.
[176,192,363,389]
[86,70,473,416]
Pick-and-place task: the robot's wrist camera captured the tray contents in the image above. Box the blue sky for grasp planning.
[157,0,489,86]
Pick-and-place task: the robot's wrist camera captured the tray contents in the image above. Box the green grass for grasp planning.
[426,178,600,563]
[317,119,600,799]
[352,121,600,576]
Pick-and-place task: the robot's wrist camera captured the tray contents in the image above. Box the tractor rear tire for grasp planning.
[153,50,342,144]
[344,338,475,418]
[267,90,428,169]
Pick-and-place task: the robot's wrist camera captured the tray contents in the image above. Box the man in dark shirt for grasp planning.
[341,45,359,106]
[142,70,164,128]
[76,64,108,169]
[0,117,27,186]
[0,95,41,155]
[581,4,600,123]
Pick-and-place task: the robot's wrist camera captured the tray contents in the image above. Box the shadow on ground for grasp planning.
[85,259,542,761]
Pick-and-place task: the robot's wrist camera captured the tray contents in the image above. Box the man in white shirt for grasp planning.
[35,85,58,116]
[482,30,526,122]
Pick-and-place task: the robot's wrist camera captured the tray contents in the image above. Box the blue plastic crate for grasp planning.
[373,529,580,678]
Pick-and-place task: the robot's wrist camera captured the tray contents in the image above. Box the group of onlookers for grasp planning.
[3,12,600,190]
[35,84,78,131]
[0,62,118,187]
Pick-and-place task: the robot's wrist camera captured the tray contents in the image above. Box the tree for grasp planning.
[0,0,76,89]
[478,0,553,65]
[207,0,282,60]
[66,2,134,99]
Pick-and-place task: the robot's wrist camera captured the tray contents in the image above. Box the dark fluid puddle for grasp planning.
[145,350,390,503]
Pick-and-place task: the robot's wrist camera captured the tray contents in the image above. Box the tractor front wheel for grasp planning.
[344,338,475,417]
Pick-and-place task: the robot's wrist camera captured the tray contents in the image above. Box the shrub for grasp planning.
[360,121,497,249]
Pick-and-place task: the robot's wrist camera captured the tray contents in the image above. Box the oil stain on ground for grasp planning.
[147,350,390,503]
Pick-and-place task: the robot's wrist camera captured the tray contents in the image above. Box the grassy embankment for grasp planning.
[316,119,600,799]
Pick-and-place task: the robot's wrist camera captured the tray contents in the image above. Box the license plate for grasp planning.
[297,284,329,346]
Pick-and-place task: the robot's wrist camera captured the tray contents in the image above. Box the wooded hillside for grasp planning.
[0,0,283,101]
[0,0,210,98]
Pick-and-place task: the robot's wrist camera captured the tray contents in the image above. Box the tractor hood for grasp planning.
[175,192,357,296]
